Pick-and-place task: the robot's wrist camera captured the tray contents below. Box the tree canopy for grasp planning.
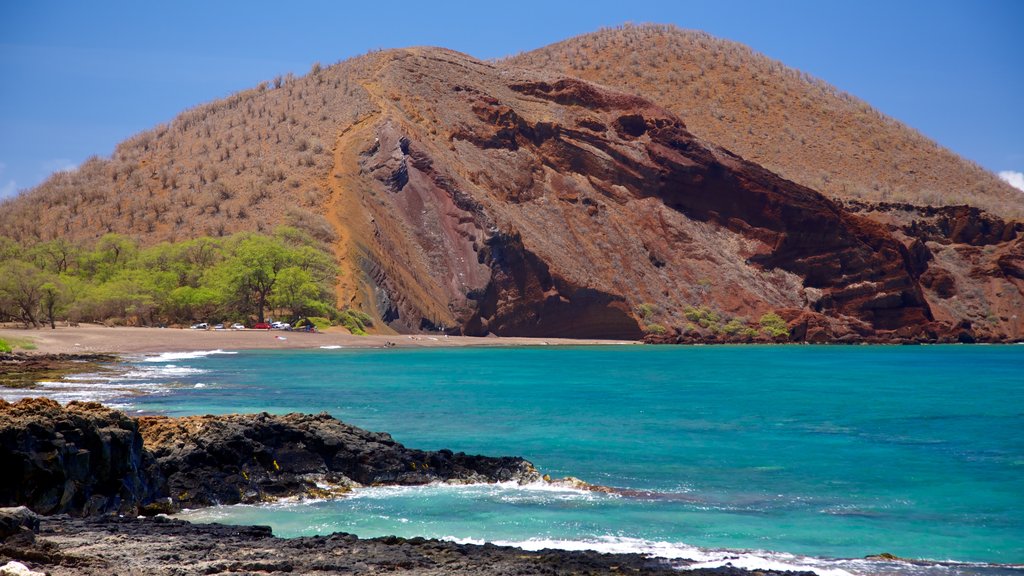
[0,228,340,327]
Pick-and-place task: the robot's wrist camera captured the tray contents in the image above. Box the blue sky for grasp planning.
[1,0,1022,198]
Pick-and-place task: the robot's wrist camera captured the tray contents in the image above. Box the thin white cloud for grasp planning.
[999,170,1024,192]
[0,180,17,198]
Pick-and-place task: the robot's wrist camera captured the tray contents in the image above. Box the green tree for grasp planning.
[29,238,78,274]
[0,237,22,262]
[39,279,68,329]
[167,285,221,322]
[269,266,331,319]
[214,234,292,323]
[78,233,138,282]
[0,260,46,327]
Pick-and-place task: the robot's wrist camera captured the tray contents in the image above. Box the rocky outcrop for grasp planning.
[0,399,152,516]
[841,201,1024,341]
[0,399,539,517]
[138,411,539,510]
[0,354,116,389]
[0,515,814,576]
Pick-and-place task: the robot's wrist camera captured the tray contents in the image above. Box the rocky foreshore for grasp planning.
[0,511,814,576]
[0,398,539,516]
[0,399,815,575]
[0,353,117,390]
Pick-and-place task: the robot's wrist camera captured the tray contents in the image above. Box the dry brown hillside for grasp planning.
[1,41,1021,342]
[0,59,379,244]
[505,24,1023,218]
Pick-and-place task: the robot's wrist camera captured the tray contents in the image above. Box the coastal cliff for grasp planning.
[0,398,539,516]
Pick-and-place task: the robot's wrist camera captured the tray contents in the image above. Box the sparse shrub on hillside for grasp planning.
[759,312,789,338]
[636,302,657,321]
[338,309,373,335]
[643,323,667,335]
[722,317,747,335]
[506,24,1023,218]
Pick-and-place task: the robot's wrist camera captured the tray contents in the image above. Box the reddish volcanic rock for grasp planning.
[328,49,941,340]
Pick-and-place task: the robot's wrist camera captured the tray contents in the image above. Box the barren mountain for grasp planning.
[507,24,1023,218]
[1,32,1021,342]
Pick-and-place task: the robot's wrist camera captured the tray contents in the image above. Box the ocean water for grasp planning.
[10,345,1023,575]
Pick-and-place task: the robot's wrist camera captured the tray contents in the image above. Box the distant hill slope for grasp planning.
[0,59,378,244]
[1,38,1021,342]
[505,24,1023,218]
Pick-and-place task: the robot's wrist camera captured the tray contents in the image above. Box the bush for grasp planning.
[0,339,11,353]
[722,318,747,334]
[338,309,373,336]
[759,312,789,338]
[684,305,720,327]
[644,323,667,335]
[636,303,656,321]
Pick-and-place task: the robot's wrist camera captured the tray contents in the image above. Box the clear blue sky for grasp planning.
[1,0,1022,198]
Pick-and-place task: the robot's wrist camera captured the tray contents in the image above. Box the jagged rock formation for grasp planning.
[1,34,1021,341]
[0,515,815,576]
[0,398,539,516]
[138,410,539,510]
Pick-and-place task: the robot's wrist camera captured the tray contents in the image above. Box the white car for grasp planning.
[231,323,246,330]
[190,323,208,330]
[271,322,291,330]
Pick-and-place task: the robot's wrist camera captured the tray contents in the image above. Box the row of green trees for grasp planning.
[0,228,340,328]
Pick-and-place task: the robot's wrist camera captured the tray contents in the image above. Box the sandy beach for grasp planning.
[0,324,638,355]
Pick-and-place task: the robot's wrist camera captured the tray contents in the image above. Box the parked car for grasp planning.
[213,324,225,330]
[252,322,271,330]
[231,323,246,330]
[190,322,208,330]
[271,322,292,331]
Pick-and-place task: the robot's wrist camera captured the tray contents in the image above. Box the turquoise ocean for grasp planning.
[8,344,1023,575]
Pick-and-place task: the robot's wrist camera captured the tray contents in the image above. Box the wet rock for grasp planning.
[0,399,150,516]
[3,514,815,576]
[1,399,539,517]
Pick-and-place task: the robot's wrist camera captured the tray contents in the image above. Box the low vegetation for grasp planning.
[759,312,789,338]
[0,228,343,328]
[508,24,1022,218]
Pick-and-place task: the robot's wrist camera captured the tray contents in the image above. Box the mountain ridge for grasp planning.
[506,24,1022,218]
[1,31,1021,342]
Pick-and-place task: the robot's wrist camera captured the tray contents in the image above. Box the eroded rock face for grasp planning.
[0,399,539,516]
[330,50,959,342]
[844,201,1024,341]
[0,399,150,516]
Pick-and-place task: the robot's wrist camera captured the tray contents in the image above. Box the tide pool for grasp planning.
[29,345,1024,574]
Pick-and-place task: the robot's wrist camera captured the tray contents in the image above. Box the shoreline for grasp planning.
[4,325,1020,359]
[0,324,640,356]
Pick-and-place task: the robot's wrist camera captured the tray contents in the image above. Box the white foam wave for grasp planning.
[142,349,237,362]
[344,481,610,502]
[0,360,208,406]
[319,345,343,349]
[446,535,856,576]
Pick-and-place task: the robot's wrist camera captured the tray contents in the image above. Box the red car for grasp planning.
[252,322,272,330]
